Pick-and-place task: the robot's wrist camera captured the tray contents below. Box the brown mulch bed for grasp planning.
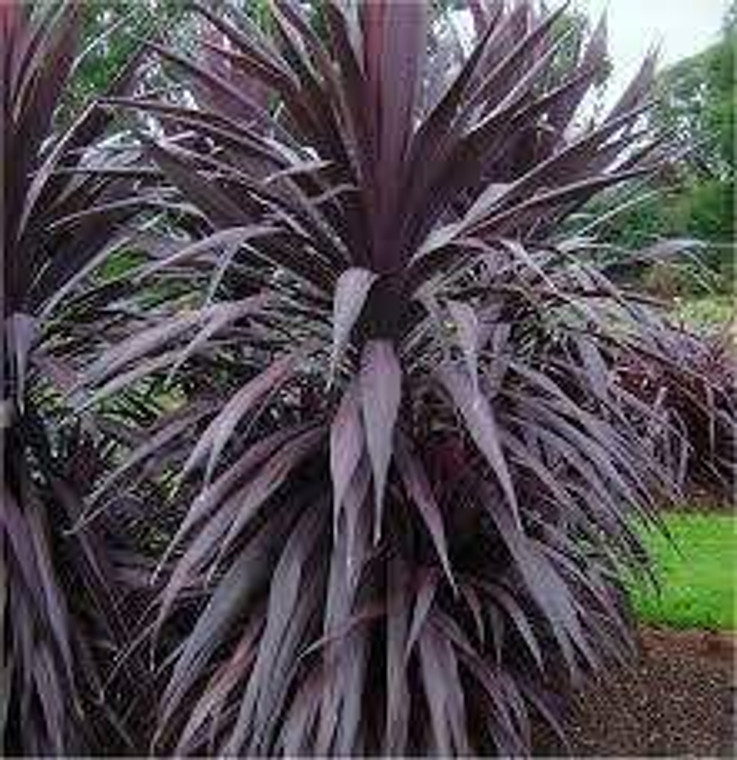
[538,627,735,757]
[668,489,735,513]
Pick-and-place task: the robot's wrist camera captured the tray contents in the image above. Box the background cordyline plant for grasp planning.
[618,327,736,501]
[3,0,734,756]
[1,3,159,755]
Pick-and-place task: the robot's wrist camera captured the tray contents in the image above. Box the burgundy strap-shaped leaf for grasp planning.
[455,647,524,753]
[226,504,325,754]
[403,7,498,218]
[438,365,520,528]
[1,489,46,617]
[404,569,439,663]
[149,37,279,129]
[317,505,353,753]
[330,268,377,381]
[360,340,402,543]
[417,624,468,755]
[329,379,364,535]
[374,2,426,214]
[174,618,263,755]
[155,500,242,645]
[139,226,279,280]
[22,501,74,688]
[470,577,543,669]
[478,484,592,680]
[384,554,411,754]
[159,424,316,578]
[144,139,249,228]
[216,426,324,561]
[395,433,454,588]
[181,352,298,483]
[343,454,372,591]
[159,531,275,735]
[79,314,197,388]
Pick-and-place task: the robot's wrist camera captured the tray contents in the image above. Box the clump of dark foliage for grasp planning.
[2,1,734,756]
[619,328,735,502]
[1,3,158,753]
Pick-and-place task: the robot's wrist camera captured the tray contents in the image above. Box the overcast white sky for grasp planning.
[574,0,729,99]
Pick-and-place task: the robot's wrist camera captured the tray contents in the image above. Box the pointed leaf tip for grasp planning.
[330,380,364,535]
[330,268,377,383]
[360,340,402,544]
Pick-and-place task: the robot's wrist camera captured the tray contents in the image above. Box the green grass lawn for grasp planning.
[628,512,736,631]
[672,293,734,329]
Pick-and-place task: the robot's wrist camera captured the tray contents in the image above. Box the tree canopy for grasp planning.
[597,8,734,292]
[654,6,735,180]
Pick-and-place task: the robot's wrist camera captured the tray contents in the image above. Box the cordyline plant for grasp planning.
[1,3,157,754]
[75,0,725,755]
[619,326,736,501]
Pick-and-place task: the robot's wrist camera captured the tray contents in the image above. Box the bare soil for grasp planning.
[537,627,735,757]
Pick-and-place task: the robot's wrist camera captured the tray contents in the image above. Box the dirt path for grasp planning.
[548,627,735,756]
